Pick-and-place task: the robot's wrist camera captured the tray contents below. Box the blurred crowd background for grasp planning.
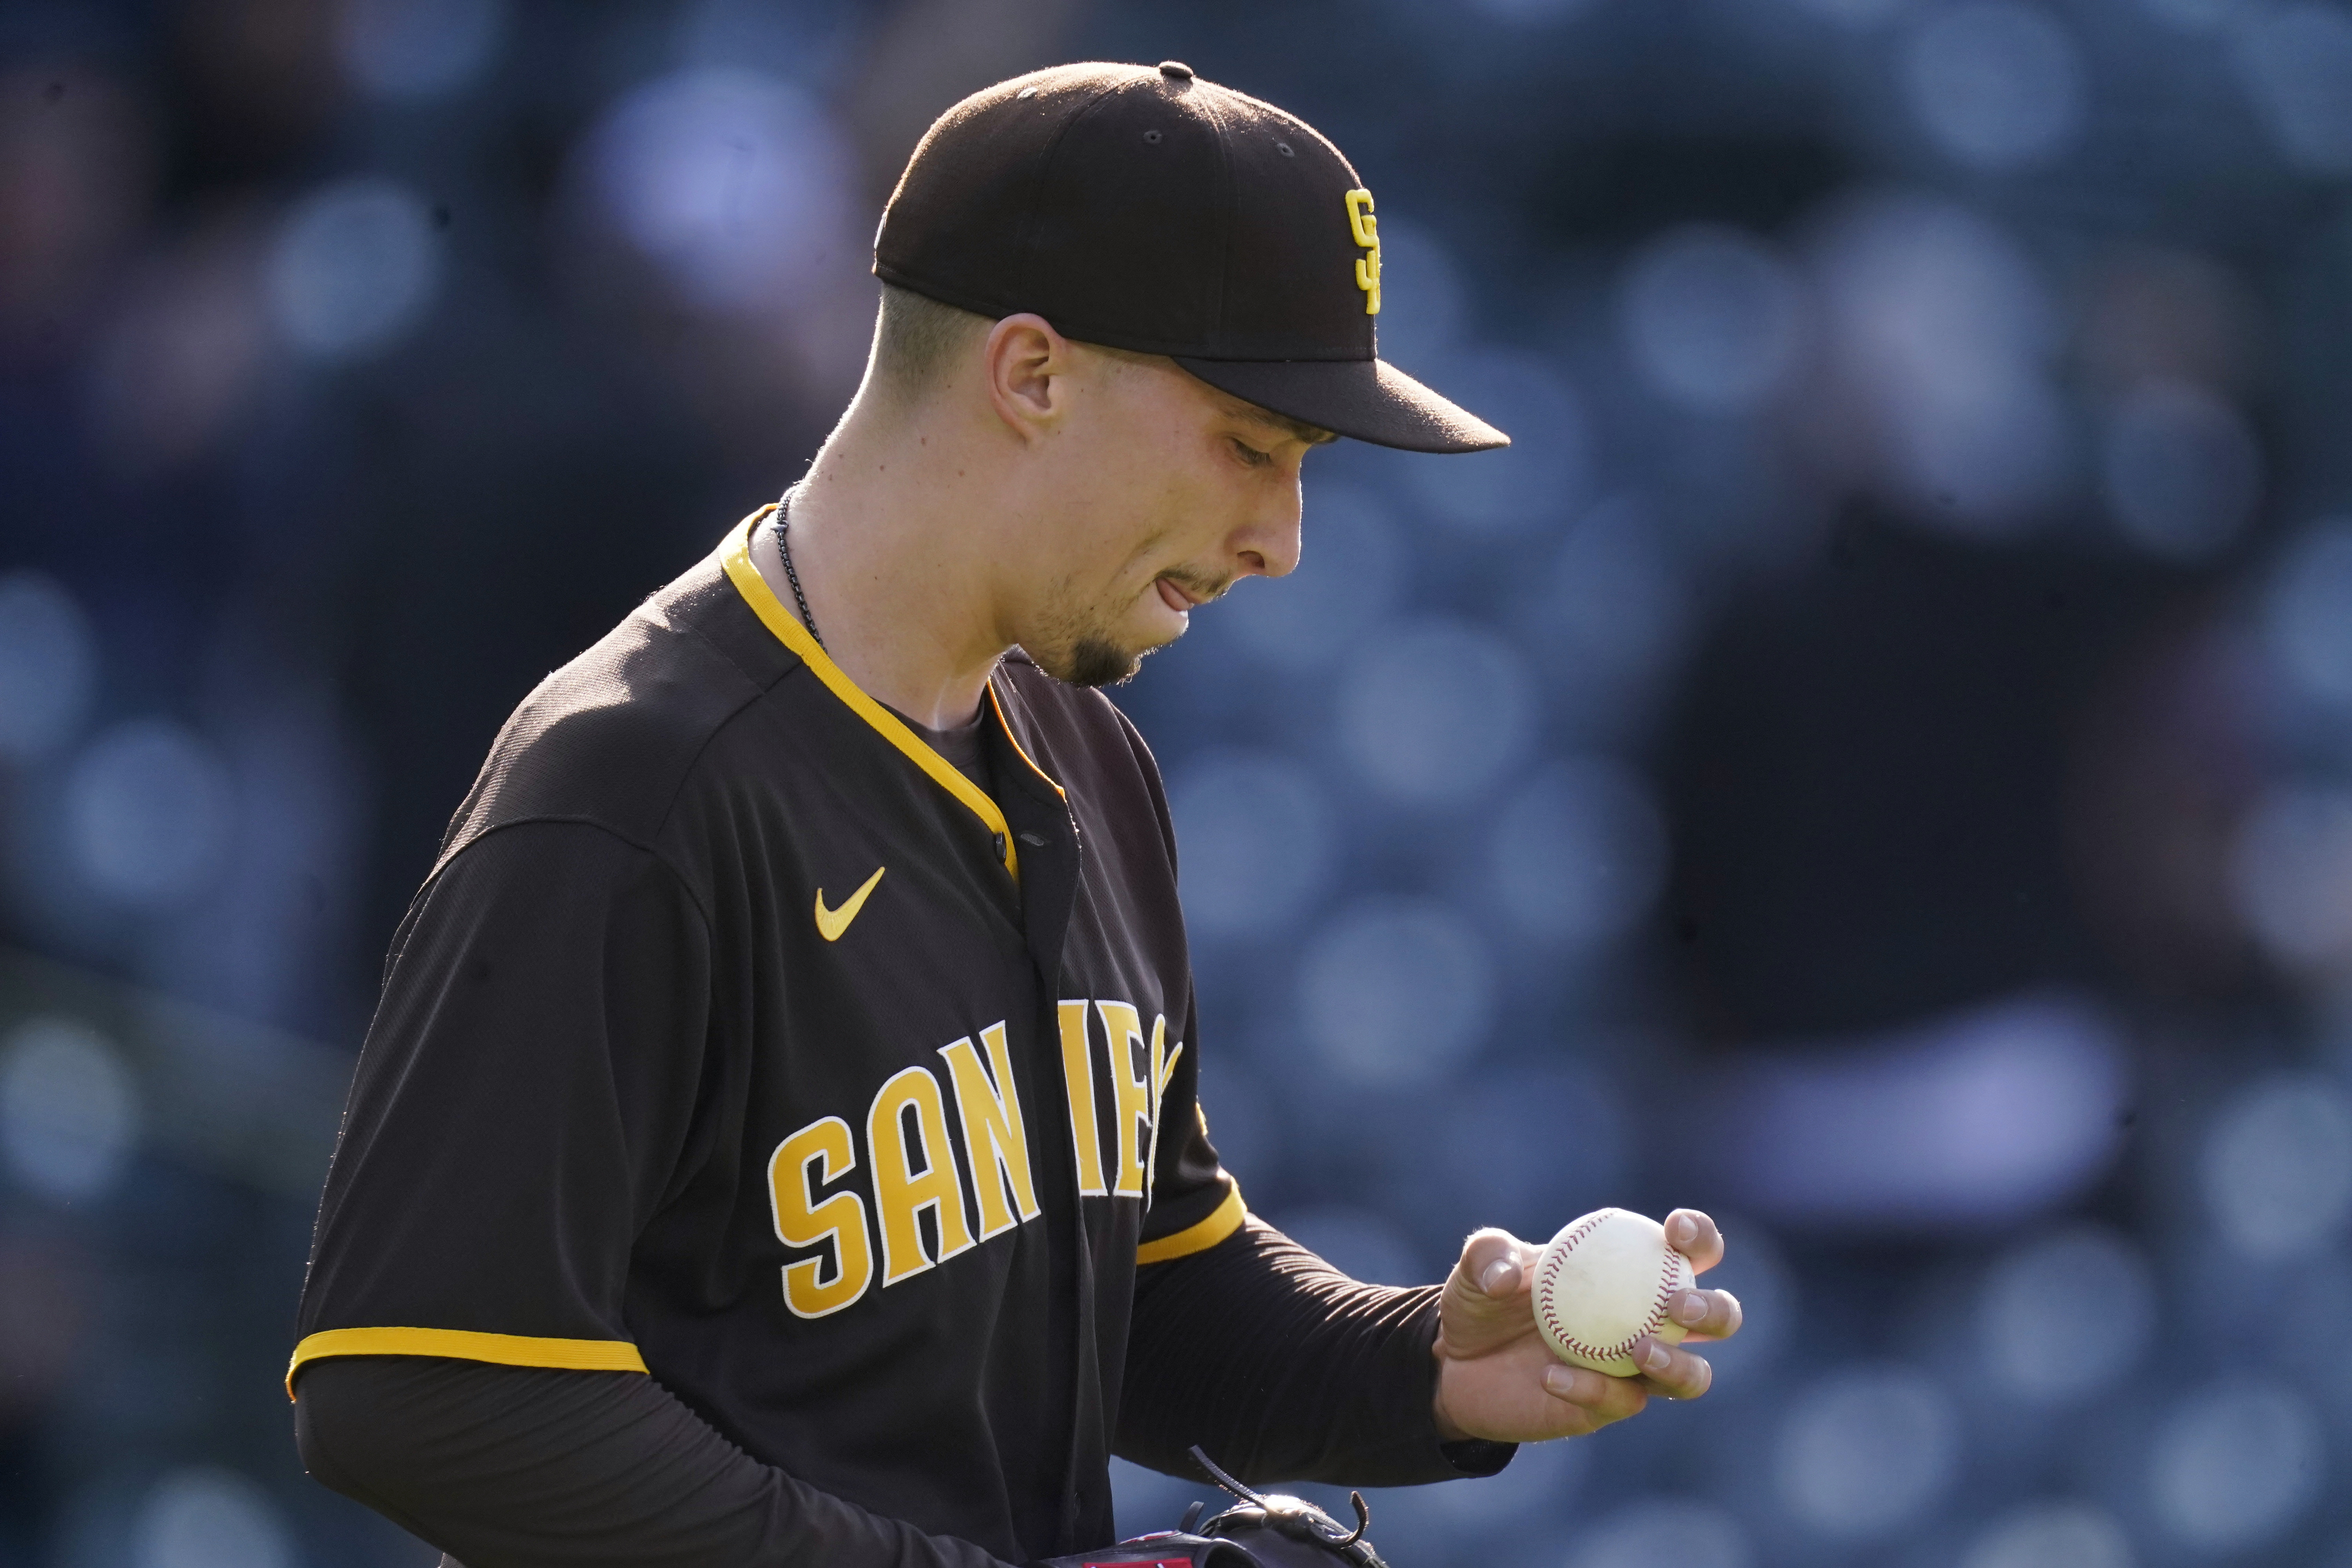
[2,0,2350,1563]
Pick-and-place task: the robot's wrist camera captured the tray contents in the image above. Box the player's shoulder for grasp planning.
[434,548,797,869]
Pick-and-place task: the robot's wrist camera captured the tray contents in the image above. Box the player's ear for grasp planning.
[983,313,1072,441]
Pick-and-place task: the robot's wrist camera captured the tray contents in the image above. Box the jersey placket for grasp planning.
[983,710,1107,1552]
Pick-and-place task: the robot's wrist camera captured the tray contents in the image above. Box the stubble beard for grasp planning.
[1028,569,1228,690]
[1029,607,1150,689]
[1064,634,1145,689]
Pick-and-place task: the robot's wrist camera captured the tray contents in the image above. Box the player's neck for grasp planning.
[751,398,1015,733]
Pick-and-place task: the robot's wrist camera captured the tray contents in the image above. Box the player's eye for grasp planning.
[1229,437,1272,468]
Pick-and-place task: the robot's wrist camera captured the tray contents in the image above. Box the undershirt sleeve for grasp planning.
[1117,1218,1514,1488]
[295,1356,1019,1568]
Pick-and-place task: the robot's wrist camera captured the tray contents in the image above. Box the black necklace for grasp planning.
[772,494,825,652]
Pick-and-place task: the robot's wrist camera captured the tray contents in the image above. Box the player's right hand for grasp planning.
[1430,1210,1742,1443]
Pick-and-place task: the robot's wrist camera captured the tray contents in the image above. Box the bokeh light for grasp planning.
[1958,1501,2134,1568]
[61,719,233,912]
[1722,992,2129,1225]
[0,1016,139,1203]
[1565,1496,1754,1568]
[2198,1072,2352,1260]
[2147,1381,2324,1551]
[1437,1064,1629,1234]
[0,572,97,764]
[584,67,855,314]
[1901,2,2086,172]
[2230,783,2352,971]
[1167,750,1336,942]
[2233,4,2352,176]
[1522,497,1692,733]
[1775,1365,1960,1538]
[129,1467,295,1568]
[1484,757,1668,947]
[267,176,444,361]
[335,0,511,102]
[85,223,271,470]
[2098,379,2260,562]
[1459,0,1599,26]
[1389,1435,1587,1547]
[1619,226,1807,415]
[1974,1223,2155,1406]
[2260,520,2352,709]
[1299,896,1496,1088]
[1812,194,2066,534]
[1336,618,1536,807]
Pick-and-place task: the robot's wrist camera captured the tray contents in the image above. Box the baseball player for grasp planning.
[290,62,1739,1568]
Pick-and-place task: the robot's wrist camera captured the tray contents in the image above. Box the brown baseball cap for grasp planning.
[874,61,1509,454]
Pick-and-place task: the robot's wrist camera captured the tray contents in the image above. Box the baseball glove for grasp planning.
[1038,1448,1390,1568]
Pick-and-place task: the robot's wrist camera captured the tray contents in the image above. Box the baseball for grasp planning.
[1531,1208,1696,1378]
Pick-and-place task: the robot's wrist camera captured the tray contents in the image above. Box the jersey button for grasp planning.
[992,832,1008,862]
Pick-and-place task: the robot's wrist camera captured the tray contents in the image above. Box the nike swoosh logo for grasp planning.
[814,866,886,942]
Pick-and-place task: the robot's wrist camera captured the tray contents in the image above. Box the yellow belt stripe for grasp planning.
[1135,1183,1246,1265]
[285,1327,648,1399]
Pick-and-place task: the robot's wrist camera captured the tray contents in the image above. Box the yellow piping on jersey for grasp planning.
[1135,1181,1245,1265]
[284,1327,649,1399]
[986,681,1068,801]
[722,510,1025,884]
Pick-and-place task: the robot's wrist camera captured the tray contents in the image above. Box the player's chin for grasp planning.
[1030,601,1183,688]
[1037,632,1152,689]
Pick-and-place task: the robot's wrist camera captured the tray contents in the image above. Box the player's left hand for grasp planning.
[1429,1209,1742,1444]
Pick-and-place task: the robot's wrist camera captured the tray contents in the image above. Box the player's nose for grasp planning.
[1229,478,1303,580]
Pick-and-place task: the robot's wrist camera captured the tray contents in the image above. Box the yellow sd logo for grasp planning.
[1345,188,1381,316]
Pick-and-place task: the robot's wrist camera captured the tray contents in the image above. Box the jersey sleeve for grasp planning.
[292,819,714,1387]
[1136,986,1245,1264]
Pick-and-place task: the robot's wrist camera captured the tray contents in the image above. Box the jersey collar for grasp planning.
[721,507,1035,884]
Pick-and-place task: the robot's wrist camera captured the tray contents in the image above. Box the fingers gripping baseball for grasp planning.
[1433,1212,1740,1442]
[1669,1280,1743,1342]
[1664,1209,1725,1275]
[1434,1228,1645,1442]
[1629,1335,1714,1399]
[1657,1208,1741,1357]
[1436,1228,1542,1361]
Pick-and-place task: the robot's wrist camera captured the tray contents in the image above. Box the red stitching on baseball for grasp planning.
[1534,1218,1685,1366]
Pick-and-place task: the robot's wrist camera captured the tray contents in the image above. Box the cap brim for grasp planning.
[1170,356,1510,454]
